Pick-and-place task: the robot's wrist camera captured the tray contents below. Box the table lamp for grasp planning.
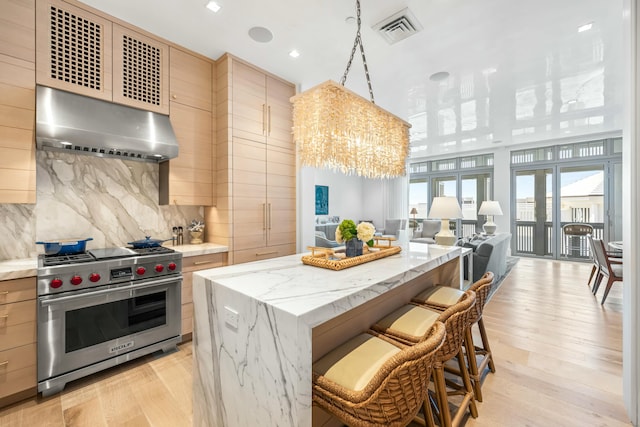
[478,200,503,235]
[410,207,418,229]
[428,197,463,246]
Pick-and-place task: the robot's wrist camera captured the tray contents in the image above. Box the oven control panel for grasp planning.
[37,254,182,296]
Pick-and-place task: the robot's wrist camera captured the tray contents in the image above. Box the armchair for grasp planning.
[315,231,340,248]
[378,219,406,239]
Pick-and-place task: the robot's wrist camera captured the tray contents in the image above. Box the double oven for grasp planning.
[37,246,182,396]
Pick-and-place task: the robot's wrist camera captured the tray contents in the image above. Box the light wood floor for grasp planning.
[0,257,630,426]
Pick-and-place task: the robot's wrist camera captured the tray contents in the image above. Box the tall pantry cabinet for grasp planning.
[0,0,36,203]
[213,54,296,264]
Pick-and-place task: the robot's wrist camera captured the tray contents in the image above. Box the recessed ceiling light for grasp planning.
[429,71,450,82]
[345,16,356,24]
[248,26,273,43]
[578,22,593,32]
[205,1,221,13]
[289,49,300,58]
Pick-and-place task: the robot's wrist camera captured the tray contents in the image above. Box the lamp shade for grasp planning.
[478,200,503,216]
[428,197,463,219]
[410,207,418,215]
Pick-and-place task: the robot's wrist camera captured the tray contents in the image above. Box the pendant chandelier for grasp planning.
[290,0,411,179]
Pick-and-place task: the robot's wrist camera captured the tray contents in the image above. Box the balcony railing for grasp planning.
[514,221,604,259]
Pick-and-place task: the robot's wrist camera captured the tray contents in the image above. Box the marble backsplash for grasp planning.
[0,151,202,260]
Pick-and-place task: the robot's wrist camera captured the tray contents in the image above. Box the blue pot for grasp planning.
[345,238,363,257]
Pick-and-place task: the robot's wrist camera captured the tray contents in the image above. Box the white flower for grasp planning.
[356,222,375,242]
[335,228,343,243]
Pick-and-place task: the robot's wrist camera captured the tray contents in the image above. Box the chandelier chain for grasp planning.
[339,0,375,104]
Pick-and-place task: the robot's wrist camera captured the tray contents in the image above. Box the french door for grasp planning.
[512,161,619,260]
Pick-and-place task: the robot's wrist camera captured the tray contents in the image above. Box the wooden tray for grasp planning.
[301,245,402,271]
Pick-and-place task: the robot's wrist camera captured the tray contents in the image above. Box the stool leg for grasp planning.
[457,348,479,419]
[587,265,596,288]
[422,391,437,427]
[464,326,482,402]
[477,318,495,373]
[433,365,451,427]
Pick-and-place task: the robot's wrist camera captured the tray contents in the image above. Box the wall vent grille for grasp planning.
[373,8,423,44]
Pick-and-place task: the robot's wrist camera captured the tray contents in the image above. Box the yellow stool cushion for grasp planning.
[413,286,464,308]
[313,333,400,391]
[374,305,440,340]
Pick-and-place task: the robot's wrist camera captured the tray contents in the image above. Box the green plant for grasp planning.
[335,219,376,246]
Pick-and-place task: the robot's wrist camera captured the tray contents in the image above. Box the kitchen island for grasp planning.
[192,243,464,427]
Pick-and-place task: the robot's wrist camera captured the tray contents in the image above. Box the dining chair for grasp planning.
[590,238,623,304]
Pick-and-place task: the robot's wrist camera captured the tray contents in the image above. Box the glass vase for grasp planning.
[345,238,363,257]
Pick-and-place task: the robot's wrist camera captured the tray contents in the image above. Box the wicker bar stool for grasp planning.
[412,272,496,402]
[312,322,446,427]
[371,291,477,427]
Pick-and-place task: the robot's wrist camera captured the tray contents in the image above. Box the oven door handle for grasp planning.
[39,276,181,307]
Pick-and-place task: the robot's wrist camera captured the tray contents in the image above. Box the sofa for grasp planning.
[410,219,441,244]
[461,233,511,282]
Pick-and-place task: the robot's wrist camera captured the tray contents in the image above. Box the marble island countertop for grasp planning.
[0,242,228,281]
[195,242,460,327]
[192,242,464,427]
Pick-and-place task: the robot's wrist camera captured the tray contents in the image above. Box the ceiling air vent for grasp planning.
[373,7,423,44]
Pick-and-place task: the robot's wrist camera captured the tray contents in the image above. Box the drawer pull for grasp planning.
[0,361,7,368]
[0,291,8,297]
[0,315,7,320]
[193,260,216,266]
[256,251,278,256]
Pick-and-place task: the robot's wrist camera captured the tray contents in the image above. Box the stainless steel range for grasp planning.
[37,246,182,396]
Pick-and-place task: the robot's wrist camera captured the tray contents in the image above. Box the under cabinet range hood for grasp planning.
[36,86,179,162]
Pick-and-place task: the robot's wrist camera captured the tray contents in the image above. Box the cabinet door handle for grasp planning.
[268,203,272,230]
[193,260,216,266]
[256,251,278,256]
[0,291,8,296]
[268,105,271,135]
[262,104,266,135]
[0,361,8,368]
[263,203,267,230]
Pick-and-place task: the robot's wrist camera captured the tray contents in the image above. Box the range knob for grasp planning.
[89,273,101,283]
[155,264,164,273]
[168,262,177,271]
[136,267,146,276]
[70,275,83,286]
[50,278,63,289]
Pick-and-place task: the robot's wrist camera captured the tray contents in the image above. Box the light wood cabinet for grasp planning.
[36,0,170,114]
[214,55,296,264]
[180,253,227,338]
[160,47,215,206]
[0,0,36,204]
[0,277,37,408]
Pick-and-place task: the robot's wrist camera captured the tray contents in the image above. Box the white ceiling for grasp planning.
[80,0,625,160]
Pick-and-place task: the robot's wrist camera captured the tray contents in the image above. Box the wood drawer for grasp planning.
[181,302,193,336]
[182,253,226,273]
[182,271,193,305]
[232,243,296,265]
[0,277,36,305]
[0,343,36,400]
[0,295,36,352]
[0,299,35,327]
